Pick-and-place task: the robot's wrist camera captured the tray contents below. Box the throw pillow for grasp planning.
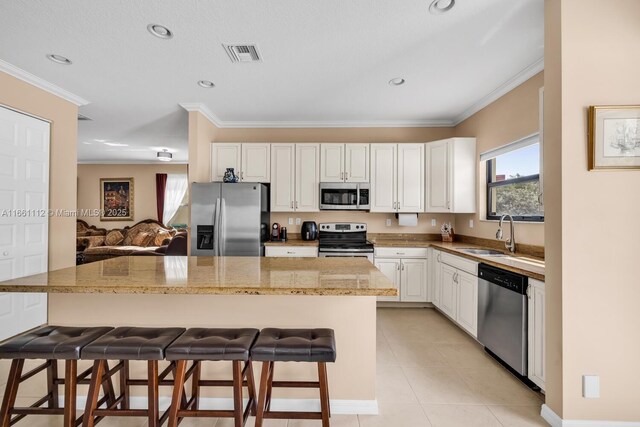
[132,231,154,247]
[105,230,124,246]
[154,230,171,246]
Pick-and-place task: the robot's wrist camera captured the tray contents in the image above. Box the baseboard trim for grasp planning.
[62,396,378,415]
[541,404,640,427]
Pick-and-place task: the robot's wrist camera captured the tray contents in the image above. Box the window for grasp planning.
[483,135,544,222]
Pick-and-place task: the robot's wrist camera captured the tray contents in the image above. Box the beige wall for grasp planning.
[77,163,187,228]
[0,71,78,271]
[545,0,640,421]
[454,73,545,247]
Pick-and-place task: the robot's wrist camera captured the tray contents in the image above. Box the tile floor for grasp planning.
[0,308,547,426]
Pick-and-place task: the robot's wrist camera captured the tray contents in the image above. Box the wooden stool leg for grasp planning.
[232,361,244,427]
[147,360,160,427]
[100,361,116,408]
[82,360,105,427]
[119,360,130,409]
[46,359,59,408]
[0,359,24,427]
[63,360,78,427]
[246,360,258,416]
[167,360,187,427]
[318,362,330,427]
[322,362,331,417]
[254,362,270,427]
[191,361,200,410]
[265,361,274,412]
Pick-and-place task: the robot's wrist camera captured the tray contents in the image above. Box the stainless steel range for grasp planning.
[318,223,374,262]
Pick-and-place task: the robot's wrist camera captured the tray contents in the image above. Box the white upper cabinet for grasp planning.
[241,143,270,182]
[397,144,425,213]
[270,144,295,212]
[320,143,369,182]
[425,137,476,213]
[212,142,270,183]
[370,144,397,212]
[295,144,320,212]
[370,143,423,213]
[211,143,242,182]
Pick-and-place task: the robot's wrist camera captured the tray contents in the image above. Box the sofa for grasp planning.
[77,219,186,264]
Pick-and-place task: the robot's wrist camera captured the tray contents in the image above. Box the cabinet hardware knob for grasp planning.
[2,251,7,256]
[401,263,405,271]
[345,172,348,180]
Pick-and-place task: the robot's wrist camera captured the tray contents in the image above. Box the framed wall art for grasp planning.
[588,105,640,170]
[100,178,134,220]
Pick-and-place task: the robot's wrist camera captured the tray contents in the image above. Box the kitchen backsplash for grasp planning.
[269,212,456,235]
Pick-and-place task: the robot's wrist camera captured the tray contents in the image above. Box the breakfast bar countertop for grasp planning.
[0,256,397,297]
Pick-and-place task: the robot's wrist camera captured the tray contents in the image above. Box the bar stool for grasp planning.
[165,328,259,427]
[81,326,185,427]
[251,328,337,427]
[0,325,114,427]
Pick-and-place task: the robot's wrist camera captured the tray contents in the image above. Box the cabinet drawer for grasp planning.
[265,246,318,258]
[440,252,478,275]
[374,247,428,259]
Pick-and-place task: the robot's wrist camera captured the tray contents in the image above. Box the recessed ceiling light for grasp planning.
[94,139,108,142]
[389,78,406,86]
[147,24,173,39]
[46,54,72,65]
[104,142,128,147]
[81,141,92,145]
[197,80,215,88]
[429,0,455,14]
[157,149,172,162]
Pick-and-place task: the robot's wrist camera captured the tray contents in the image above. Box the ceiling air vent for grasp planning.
[77,113,92,121]
[223,44,261,63]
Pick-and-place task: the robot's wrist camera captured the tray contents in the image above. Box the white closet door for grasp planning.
[0,106,49,341]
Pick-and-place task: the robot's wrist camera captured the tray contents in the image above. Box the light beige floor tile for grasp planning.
[457,366,543,406]
[375,365,418,404]
[288,414,359,427]
[422,404,502,427]
[376,335,400,366]
[389,341,449,368]
[215,417,287,427]
[435,342,498,369]
[359,401,432,427]
[488,405,547,427]
[402,366,483,405]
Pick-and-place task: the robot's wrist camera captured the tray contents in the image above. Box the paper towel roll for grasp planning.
[398,213,418,227]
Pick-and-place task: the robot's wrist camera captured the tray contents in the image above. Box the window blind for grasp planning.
[479,132,540,162]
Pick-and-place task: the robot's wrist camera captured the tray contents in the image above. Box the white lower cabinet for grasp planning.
[433,251,479,338]
[528,279,545,390]
[265,246,318,258]
[375,248,428,303]
[432,250,442,307]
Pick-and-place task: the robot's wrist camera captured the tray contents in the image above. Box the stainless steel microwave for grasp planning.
[319,183,370,211]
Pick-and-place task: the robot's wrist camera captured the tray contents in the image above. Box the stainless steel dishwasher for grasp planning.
[477,263,528,376]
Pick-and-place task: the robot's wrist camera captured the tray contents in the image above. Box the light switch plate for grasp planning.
[583,375,600,398]
[288,217,293,225]
[295,218,301,225]
[386,219,392,227]
[469,219,474,228]
[431,219,436,227]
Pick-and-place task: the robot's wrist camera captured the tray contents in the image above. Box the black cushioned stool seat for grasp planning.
[251,329,337,427]
[165,328,259,427]
[81,327,186,427]
[251,328,336,363]
[0,325,114,427]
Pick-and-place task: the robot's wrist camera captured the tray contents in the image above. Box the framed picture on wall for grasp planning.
[588,105,640,170]
[100,178,134,220]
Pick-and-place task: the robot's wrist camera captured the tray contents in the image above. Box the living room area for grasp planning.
[75,162,189,264]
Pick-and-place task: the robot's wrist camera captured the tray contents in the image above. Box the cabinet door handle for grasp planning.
[344,172,348,181]
[437,253,441,262]
[401,263,405,271]
[447,201,451,210]
[287,251,295,254]
[396,263,400,271]
[295,201,299,209]
[240,171,244,180]
[396,252,405,255]
[290,201,294,209]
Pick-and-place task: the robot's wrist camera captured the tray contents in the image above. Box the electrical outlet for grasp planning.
[431,219,436,227]
[469,219,474,228]
[295,218,301,225]
[288,217,293,225]
[583,375,600,398]
[386,218,392,227]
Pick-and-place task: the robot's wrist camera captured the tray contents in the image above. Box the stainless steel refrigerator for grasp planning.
[190,183,269,256]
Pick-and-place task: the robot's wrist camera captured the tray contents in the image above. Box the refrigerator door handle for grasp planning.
[214,198,221,256]
[219,198,226,256]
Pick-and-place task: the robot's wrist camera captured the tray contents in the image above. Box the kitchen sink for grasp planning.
[459,248,506,256]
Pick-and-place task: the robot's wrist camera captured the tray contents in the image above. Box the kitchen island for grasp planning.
[0,256,396,414]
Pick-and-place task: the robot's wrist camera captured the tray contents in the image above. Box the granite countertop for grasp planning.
[264,239,318,247]
[0,256,396,297]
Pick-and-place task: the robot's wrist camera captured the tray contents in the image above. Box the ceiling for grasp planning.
[0,0,544,163]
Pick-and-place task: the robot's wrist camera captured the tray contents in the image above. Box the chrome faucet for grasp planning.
[496,214,516,253]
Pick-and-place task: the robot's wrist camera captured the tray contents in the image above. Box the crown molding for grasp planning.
[0,59,89,106]
[452,57,544,126]
[77,160,188,165]
[179,102,224,127]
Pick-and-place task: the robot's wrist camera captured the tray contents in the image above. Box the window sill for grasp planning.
[479,219,545,224]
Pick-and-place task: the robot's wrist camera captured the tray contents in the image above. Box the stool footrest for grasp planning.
[262,411,323,420]
[271,381,320,388]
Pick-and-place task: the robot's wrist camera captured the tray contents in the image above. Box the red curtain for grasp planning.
[156,173,167,223]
